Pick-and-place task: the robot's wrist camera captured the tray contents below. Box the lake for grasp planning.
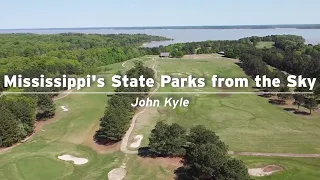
[1,28,320,47]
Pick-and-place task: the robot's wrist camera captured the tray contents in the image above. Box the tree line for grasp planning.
[94,61,154,143]
[144,35,320,114]
[146,122,250,180]
[144,34,320,81]
[223,36,320,114]
[0,33,169,58]
[0,92,55,147]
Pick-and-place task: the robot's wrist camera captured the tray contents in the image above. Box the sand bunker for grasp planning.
[60,106,69,112]
[108,168,127,180]
[248,165,283,177]
[130,135,143,148]
[57,155,88,165]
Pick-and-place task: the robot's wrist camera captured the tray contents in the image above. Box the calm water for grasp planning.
[1,28,320,47]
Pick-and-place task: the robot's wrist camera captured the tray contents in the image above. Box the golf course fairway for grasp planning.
[1,55,320,180]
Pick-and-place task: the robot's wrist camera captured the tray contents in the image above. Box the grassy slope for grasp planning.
[0,63,131,180]
[0,56,156,180]
[126,55,320,179]
[134,55,320,153]
[1,55,320,180]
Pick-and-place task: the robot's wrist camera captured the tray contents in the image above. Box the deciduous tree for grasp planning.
[149,122,186,157]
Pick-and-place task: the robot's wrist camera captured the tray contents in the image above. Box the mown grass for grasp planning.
[126,55,320,180]
[125,155,178,180]
[125,155,320,180]
[0,61,133,180]
[2,55,320,180]
[239,156,320,180]
[134,56,320,154]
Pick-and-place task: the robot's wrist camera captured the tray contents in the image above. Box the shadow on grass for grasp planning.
[93,128,120,146]
[93,138,119,146]
[137,146,185,159]
[235,62,244,71]
[283,108,296,112]
[174,167,189,180]
[252,86,261,90]
[269,99,286,105]
[283,108,311,116]
[293,111,311,116]
[258,94,273,98]
[137,147,158,158]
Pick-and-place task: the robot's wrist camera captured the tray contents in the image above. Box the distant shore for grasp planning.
[2,24,320,31]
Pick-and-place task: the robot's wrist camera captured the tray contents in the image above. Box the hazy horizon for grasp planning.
[1,24,320,30]
[1,0,319,29]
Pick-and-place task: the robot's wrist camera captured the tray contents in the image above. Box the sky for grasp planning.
[0,0,319,29]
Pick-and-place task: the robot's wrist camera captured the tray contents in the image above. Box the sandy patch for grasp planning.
[248,164,283,177]
[130,135,143,148]
[139,157,182,168]
[216,87,232,97]
[171,72,185,76]
[219,93,231,98]
[183,54,214,59]
[57,155,88,165]
[108,168,127,180]
[61,106,69,112]
[138,157,181,180]
[53,89,74,101]
[20,136,33,143]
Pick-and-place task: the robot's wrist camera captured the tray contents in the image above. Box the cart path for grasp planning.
[53,89,74,101]
[120,58,159,154]
[228,151,320,158]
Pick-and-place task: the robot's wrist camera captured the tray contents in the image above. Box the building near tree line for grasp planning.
[218,51,225,55]
[159,52,170,58]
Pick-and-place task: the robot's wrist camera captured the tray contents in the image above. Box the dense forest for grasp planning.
[0,33,169,91]
[0,33,168,147]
